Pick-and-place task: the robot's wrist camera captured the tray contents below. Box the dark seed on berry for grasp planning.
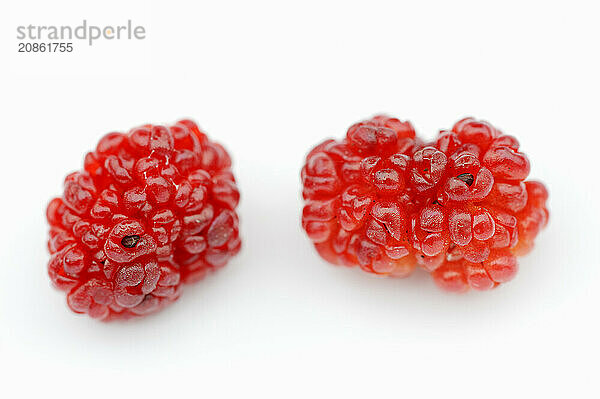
[121,235,141,248]
[456,173,474,186]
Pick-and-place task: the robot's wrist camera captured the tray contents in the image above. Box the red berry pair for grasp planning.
[301,115,548,292]
[46,116,548,321]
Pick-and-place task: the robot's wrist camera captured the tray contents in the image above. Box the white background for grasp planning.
[1,0,599,398]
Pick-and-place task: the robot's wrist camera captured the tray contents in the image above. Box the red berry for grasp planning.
[301,115,549,292]
[47,120,241,320]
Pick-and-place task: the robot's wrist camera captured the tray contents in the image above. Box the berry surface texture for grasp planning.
[46,120,241,320]
[301,115,549,292]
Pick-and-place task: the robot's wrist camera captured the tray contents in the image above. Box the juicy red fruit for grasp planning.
[47,120,241,320]
[301,115,548,292]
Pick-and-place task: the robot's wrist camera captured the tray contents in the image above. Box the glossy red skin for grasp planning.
[47,120,241,320]
[301,116,548,292]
